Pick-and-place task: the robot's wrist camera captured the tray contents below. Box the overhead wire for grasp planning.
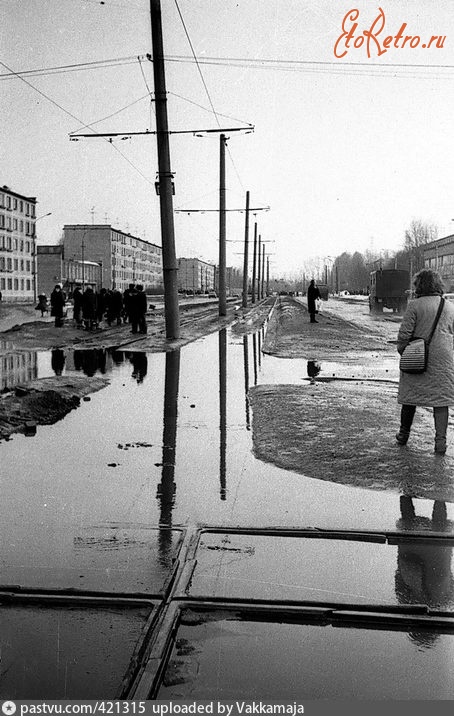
[0,56,141,80]
[0,58,155,187]
[173,0,247,192]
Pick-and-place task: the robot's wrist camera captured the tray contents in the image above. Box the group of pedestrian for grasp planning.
[49,282,149,334]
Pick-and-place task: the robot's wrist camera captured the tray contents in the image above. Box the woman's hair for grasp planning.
[413,269,444,297]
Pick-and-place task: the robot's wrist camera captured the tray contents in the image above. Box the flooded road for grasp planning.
[1,318,454,698]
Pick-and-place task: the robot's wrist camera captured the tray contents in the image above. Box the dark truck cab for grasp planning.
[369,269,409,313]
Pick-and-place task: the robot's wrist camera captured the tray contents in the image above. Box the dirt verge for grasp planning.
[0,375,109,440]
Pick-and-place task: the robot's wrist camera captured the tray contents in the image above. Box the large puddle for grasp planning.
[2,325,454,697]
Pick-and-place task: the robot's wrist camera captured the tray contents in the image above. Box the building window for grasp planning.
[26,279,30,290]
[13,218,17,230]
[0,194,3,208]
[20,241,24,252]
[14,259,18,270]
[6,196,11,209]
[0,215,4,228]
[20,260,24,271]
[31,205,35,218]
[14,278,19,290]
[13,198,17,210]
[26,241,30,253]
[20,278,24,290]
[7,278,12,290]
[25,203,29,216]
[0,278,5,290]
[20,220,24,233]
[14,239,18,250]
[6,237,11,250]
[19,201,23,212]
[7,258,12,270]
[0,257,4,270]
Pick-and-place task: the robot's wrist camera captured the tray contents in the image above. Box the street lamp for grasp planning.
[33,212,52,301]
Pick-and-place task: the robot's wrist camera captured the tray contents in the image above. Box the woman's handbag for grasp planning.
[399,297,445,374]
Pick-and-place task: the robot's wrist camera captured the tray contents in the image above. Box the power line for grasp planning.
[0,58,155,186]
[0,55,141,80]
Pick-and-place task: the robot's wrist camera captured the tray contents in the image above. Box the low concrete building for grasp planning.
[37,245,102,297]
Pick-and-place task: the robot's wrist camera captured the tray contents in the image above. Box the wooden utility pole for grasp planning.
[257,234,261,300]
[266,256,269,296]
[219,134,227,316]
[251,222,257,304]
[261,243,265,298]
[242,191,250,309]
[150,0,180,339]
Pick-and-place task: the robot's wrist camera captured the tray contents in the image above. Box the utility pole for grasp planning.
[81,239,85,294]
[219,134,227,316]
[242,191,250,309]
[150,0,180,339]
[251,222,257,304]
[266,256,269,296]
[257,234,261,300]
[261,243,265,299]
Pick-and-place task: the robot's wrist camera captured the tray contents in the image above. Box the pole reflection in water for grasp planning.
[395,496,454,648]
[157,349,180,566]
[243,334,250,432]
[252,333,258,386]
[258,329,262,368]
[219,329,227,500]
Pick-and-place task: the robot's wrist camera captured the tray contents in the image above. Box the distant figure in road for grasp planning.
[97,287,109,326]
[50,284,65,327]
[82,286,97,331]
[35,293,48,317]
[72,286,83,327]
[396,269,454,454]
[307,279,321,323]
[130,284,147,334]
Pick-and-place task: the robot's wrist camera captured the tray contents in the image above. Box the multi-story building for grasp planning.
[37,245,102,297]
[63,225,163,293]
[0,186,37,302]
[424,235,454,292]
[178,257,216,293]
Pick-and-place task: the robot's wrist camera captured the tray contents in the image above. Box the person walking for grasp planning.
[50,284,65,327]
[307,279,321,323]
[72,286,83,327]
[108,289,123,326]
[396,269,454,454]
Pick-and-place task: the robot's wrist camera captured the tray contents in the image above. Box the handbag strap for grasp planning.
[427,296,445,345]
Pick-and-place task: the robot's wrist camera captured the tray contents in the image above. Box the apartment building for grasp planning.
[63,225,163,293]
[424,235,454,292]
[178,257,216,293]
[0,186,37,302]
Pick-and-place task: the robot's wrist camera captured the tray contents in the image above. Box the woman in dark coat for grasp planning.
[50,285,65,327]
[396,269,454,454]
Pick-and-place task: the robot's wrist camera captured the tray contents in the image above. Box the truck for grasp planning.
[368,269,409,314]
[316,283,329,301]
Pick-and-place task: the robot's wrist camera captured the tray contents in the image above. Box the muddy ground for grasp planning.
[0,375,108,440]
[263,295,394,360]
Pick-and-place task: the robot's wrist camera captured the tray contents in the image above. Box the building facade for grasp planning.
[0,186,37,302]
[424,235,454,292]
[63,225,163,293]
[178,257,216,293]
[37,245,102,297]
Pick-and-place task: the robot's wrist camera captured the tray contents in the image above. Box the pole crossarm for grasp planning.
[69,126,253,140]
[175,207,270,213]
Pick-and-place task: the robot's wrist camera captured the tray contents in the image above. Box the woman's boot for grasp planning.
[434,406,448,454]
[396,405,416,445]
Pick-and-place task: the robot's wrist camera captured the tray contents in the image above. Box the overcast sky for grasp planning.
[2,0,454,276]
